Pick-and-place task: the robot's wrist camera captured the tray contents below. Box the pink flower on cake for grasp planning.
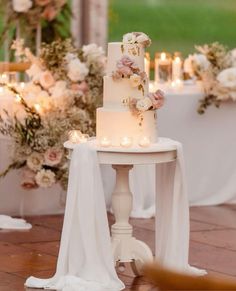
[117,56,134,68]
[148,90,165,109]
[21,167,38,190]
[130,74,142,87]
[35,169,56,188]
[44,148,63,166]
[39,71,55,89]
[117,65,133,77]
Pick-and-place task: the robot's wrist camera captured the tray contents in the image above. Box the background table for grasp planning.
[156,82,236,205]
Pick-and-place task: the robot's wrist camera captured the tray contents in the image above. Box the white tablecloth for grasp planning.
[158,82,236,205]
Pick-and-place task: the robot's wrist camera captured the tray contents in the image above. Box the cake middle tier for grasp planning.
[96,107,158,147]
[103,76,149,109]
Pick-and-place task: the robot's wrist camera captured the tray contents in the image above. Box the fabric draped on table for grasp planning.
[25,144,125,291]
[0,215,31,230]
[25,138,204,290]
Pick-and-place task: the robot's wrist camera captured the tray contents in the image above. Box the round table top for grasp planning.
[64,138,177,165]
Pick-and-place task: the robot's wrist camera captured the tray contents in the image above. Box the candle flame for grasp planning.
[160,52,166,61]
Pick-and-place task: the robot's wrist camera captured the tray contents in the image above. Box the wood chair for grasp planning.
[143,263,236,290]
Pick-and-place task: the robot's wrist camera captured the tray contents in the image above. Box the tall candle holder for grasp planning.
[144,52,150,80]
[155,52,172,83]
[172,52,183,81]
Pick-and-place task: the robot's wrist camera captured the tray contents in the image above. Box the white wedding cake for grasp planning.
[96,32,164,147]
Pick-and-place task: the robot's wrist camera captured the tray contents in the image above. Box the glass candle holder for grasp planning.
[139,136,151,147]
[155,52,172,83]
[99,136,111,147]
[120,136,133,148]
[172,52,183,81]
[144,52,151,80]
[68,130,88,144]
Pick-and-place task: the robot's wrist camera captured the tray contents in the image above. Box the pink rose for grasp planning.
[117,56,134,68]
[112,71,122,81]
[44,148,63,166]
[148,90,165,110]
[71,81,89,93]
[42,5,58,21]
[117,65,133,77]
[35,0,51,6]
[39,71,55,89]
[21,168,38,190]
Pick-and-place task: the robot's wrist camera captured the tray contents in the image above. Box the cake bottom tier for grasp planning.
[96,107,158,147]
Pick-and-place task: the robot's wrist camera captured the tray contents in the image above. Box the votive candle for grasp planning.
[155,52,172,83]
[172,54,182,81]
[120,136,133,148]
[139,136,151,147]
[100,136,111,147]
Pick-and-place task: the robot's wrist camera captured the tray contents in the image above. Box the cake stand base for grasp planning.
[111,165,153,275]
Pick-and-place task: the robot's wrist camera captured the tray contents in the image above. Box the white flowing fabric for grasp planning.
[155,141,205,274]
[25,144,125,291]
[0,215,31,230]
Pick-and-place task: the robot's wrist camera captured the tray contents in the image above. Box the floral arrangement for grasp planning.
[184,42,236,114]
[121,32,151,56]
[112,56,146,95]
[0,0,70,49]
[123,90,164,117]
[0,39,106,190]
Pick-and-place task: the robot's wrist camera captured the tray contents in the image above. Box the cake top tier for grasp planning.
[106,32,151,75]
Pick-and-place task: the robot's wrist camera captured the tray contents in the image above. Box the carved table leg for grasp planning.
[111,165,153,275]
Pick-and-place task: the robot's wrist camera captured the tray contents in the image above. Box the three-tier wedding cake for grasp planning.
[96,32,164,147]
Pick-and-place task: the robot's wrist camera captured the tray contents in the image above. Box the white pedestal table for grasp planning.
[64,140,177,274]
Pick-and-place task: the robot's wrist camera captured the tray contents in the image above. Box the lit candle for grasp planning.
[171,79,183,90]
[139,136,151,148]
[120,136,132,148]
[68,130,88,144]
[172,55,182,81]
[155,52,172,83]
[34,103,41,113]
[144,52,150,79]
[20,82,25,89]
[100,136,111,147]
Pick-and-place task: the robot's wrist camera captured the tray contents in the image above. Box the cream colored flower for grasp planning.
[136,97,152,111]
[217,68,236,89]
[35,169,56,188]
[13,0,32,12]
[26,64,43,82]
[123,33,136,44]
[27,152,44,171]
[44,148,63,166]
[49,81,67,99]
[39,71,55,89]
[82,43,104,63]
[136,33,151,47]
[68,58,89,82]
[130,74,142,87]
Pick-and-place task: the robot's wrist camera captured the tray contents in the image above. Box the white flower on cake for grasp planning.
[67,58,89,82]
[136,97,152,111]
[13,0,32,12]
[130,74,142,87]
[122,32,151,48]
[26,152,44,171]
[44,147,63,166]
[35,169,56,188]
[217,68,236,90]
[39,71,55,89]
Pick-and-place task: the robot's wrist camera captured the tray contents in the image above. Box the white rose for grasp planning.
[13,0,32,12]
[136,97,152,112]
[136,33,151,46]
[193,54,210,71]
[27,152,44,171]
[123,33,136,44]
[67,58,89,82]
[217,68,236,89]
[35,169,56,188]
[130,74,142,87]
[82,43,104,63]
[49,81,67,99]
[26,64,43,81]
